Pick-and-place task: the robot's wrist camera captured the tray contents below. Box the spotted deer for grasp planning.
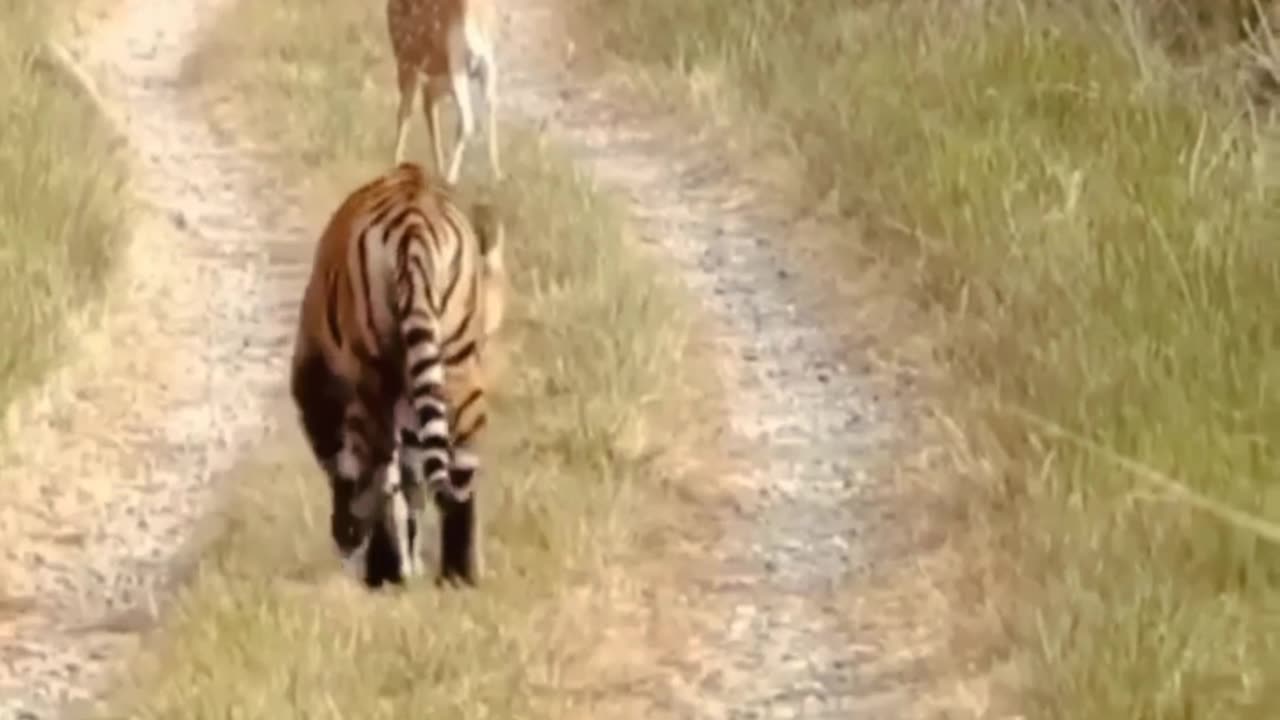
[387,0,502,185]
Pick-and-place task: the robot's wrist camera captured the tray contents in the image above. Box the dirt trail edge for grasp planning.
[0,0,302,715]
[504,3,918,718]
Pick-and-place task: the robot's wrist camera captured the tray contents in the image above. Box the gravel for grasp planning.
[500,2,914,717]
[0,0,300,715]
[0,0,917,716]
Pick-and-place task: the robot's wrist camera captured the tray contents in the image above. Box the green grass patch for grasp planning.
[0,2,129,418]
[587,0,1280,717]
[97,1,703,718]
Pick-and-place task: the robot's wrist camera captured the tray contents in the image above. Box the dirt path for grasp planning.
[501,3,920,717]
[1,0,924,716]
[0,0,303,715]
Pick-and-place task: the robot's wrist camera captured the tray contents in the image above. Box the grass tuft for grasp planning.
[97,1,704,717]
[587,0,1280,716]
[0,2,129,420]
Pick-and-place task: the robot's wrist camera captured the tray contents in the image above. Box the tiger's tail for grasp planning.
[395,230,453,500]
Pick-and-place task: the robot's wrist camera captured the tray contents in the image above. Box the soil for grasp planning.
[0,0,933,717]
[0,0,303,715]
[499,2,926,717]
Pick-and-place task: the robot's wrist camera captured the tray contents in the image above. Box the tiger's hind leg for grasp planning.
[435,483,478,586]
[436,362,488,587]
[364,509,402,589]
[291,351,370,554]
[393,396,432,580]
[365,459,420,588]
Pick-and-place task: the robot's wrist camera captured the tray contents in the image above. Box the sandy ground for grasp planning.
[0,0,929,717]
[0,0,306,715]
[499,2,926,717]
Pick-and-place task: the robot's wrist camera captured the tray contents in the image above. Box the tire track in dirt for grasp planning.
[0,0,305,715]
[1,0,928,715]
[502,3,922,718]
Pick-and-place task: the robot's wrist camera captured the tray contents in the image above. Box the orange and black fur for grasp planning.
[289,162,505,588]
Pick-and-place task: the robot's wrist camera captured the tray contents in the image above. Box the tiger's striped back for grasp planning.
[290,161,504,587]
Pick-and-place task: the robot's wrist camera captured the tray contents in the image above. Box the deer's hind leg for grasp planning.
[393,62,419,165]
[442,28,476,184]
[422,77,449,179]
[471,51,501,182]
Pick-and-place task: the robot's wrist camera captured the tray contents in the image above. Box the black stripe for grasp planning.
[454,414,487,447]
[442,305,475,348]
[408,252,430,281]
[438,236,465,312]
[395,223,412,262]
[408,254,436,314]
[369,196,399,227]
[438,258,464,314]
[404,307,434,324]
[410,435,451,453]
[352,343,378,367]
[454,388,483,420]
[415,404,445,427]
[355,229,376,344]
[448,467,475,490]
[324,276,343,346]
[414,219,445,308]
[388,206,417,234]
[404,327,433,346]
[365,208,391,233]
[394,237,413,315]
[402,429,449,449]
[442,312,476,357]
[423,456,447,477]
[440,208,470,248]
[408,356,440,379]
[411,383,444,405]
[444,340,476,366]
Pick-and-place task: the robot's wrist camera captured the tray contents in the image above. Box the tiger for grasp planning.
[386,0,502,184]
[289,161,506,589]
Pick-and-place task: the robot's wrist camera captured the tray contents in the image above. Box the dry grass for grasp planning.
[92,1,707,718]
[0,2,128,421]
[1127,0,1278,57]
[585,0,1280,717]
